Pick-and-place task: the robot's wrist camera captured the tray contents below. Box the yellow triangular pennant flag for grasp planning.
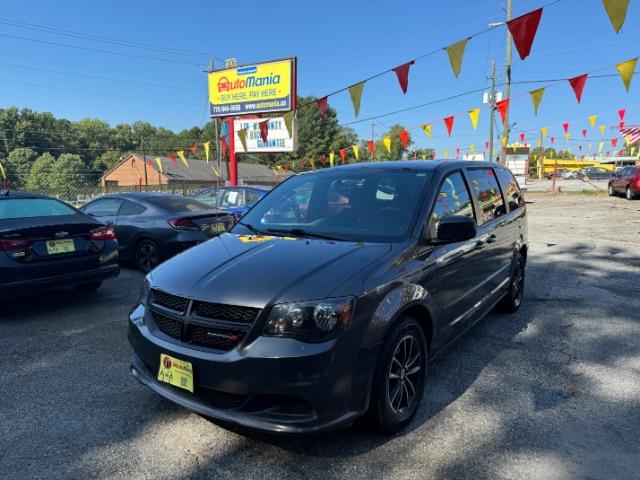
[443,149,449,158]
[541,127,548,139]
[237,128,248,152]
[383,136,391,154]
[565,133,570,141]
[329,151,335,167]
[625,135,632,146]
[348,82,365,118]
[529,88,545,114]
[602,0,630,33]
[536,140,542,147]
[421,155,426,160]
[616,57,637,92]
[310,158,316,170]
[177,150,189,167]
[203,141,210,162]
[422,123,432,139]
[599,124,606,135]
[588,115,597,128]
[283,111,294,138]
[0,161,5,179]
[468,108,480,130]
[469,144,475,153]
[445,38,469,78]
[588,143,593,150]
[352,144,359,160]
[155,157,163,173]
[502,136,507,147]
[599,141,604,153]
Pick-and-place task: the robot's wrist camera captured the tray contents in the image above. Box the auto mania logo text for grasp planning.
[217,72,282,93]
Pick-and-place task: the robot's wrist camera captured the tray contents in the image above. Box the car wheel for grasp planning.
[497,252,525,313]
[366,316,427,433]
[136,239,160,273]
[73,281,102,293]
[626,186,636,200]
[608,183,615,196]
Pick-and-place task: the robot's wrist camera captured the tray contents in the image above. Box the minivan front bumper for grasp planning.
[128,304,372,434]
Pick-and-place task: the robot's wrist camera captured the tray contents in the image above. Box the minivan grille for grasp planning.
[147,292,260,352]
[151,289,189,314]
[193,301,259,323]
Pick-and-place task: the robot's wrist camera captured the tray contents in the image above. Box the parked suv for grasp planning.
[608,166,640,200]
[128,161,528,434]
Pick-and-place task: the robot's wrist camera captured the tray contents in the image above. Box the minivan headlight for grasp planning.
[264,297,354,342]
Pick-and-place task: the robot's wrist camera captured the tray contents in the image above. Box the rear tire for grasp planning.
[366,316,427,434]
[73,281,102,293]
[626,186,636,200]
[136,239,161,273]
[608,183,615,196]
[497,252,525,314]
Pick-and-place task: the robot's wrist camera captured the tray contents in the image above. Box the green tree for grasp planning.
[50,154,88,193]
[26,152,55,191]
[6,147,37,187]
[93,151,123,174]
[407,147,435,160]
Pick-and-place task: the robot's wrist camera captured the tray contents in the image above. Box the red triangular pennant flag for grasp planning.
[619,121,625,129]
[455,147,460,158]
[284,163,289,172]
[618,108,626,121]
[398,130,409,148]
[485,141,490,150]
[496,99,509,124]
[568,74,588,103]
[319,154,326,166]
[316,97,328,117]
[259,120,269,143]
[563,122,569,134]
[550,137,555,144]
[168,153,177,165]
[506,8,543,60]
[220,137,227,157]
[611,138,618,148]
[392,61,415,94]
[582,129,587,138]
[339,148,346,163]
[443,116,455,137]
[146,160,154,168]
[367,140,375,156]
[189,145,198,154]
[519,132,526,142]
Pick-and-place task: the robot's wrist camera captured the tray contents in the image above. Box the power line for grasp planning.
[0,32,203,66]
[0,16,223,60]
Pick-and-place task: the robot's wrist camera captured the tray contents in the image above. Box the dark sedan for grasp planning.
[81,193,234,272]
[0,191,119,298]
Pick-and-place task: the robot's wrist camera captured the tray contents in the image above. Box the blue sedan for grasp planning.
[192,186,268,218]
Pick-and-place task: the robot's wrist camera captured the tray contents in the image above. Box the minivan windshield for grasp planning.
[234,168,431,243]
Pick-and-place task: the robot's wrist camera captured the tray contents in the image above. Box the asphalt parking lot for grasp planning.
[2,194,639,480]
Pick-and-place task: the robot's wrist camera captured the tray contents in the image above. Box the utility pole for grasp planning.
[488,59,497,162]
[141,136,148,188]
[501,0,513,164]
[209,58,223,186]
[371,119,375,162]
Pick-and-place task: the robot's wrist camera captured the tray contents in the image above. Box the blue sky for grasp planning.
[0,0,638,157]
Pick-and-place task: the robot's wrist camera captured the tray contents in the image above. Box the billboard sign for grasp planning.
[233,117,297,153]
[209,58,296,117]
[505,146,529,184]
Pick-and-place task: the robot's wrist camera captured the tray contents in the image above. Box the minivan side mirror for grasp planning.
[436,216,477,243]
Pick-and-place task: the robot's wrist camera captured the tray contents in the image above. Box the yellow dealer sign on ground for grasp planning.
[208,58,296,117]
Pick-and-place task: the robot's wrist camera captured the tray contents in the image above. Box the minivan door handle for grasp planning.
[474,239,487,250]
[486,234,497,243]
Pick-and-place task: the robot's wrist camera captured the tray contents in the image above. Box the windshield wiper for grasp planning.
[237,221,267,236]
[266,228,348,242]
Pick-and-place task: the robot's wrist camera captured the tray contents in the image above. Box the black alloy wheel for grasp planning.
[136,239,160,273]
[366,316,427,433]
[497,252,525,313]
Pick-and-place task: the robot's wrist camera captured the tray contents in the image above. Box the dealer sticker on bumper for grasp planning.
[157,354,193,393]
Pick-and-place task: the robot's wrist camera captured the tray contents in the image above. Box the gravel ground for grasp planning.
[1,194,639,480]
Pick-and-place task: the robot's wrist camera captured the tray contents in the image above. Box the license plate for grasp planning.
[157,354,193,393]
[201,222,227,235]
[46,238,76,255]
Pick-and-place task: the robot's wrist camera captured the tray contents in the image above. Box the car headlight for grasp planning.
[264,297,355,342]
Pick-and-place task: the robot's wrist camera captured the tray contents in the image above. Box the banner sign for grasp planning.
[233,117,298,153]
[209,58,296,117]
[505,146,529,184]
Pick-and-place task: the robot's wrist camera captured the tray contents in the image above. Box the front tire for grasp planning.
[497,252,525,313]
[366,316,427,433]
[136,239,161,273]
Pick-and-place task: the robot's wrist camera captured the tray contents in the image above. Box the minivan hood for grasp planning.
[149,233,391,308]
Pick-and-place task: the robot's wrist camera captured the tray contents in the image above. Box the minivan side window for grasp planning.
[429,171,475,237]
[465,168,506,225]
[495,168,523,211]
